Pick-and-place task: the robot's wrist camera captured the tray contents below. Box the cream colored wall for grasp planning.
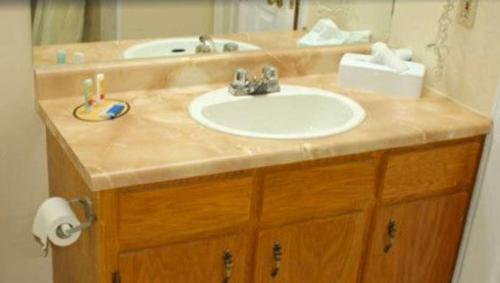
[0,1,51,283]
[304,0,394,42]
[389,0,500,115]
[120,0,215,40]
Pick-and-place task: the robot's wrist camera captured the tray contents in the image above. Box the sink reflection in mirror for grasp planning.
[31,0,395,66]
[123,37,261,59]
[189,85,365,140]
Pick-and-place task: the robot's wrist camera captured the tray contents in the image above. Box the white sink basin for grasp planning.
[189,85,365,140]
[123,37,261,59]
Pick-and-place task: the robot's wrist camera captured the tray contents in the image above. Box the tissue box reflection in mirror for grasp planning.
[337,53,425,99]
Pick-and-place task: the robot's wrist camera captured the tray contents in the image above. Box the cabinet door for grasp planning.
[119,233,249,283]
[254,212,367,283]
[363,193,469,283]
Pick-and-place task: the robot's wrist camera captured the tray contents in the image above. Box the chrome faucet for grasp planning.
[229,65,280,96]
[196,35,217,53]
[196,35,240,54]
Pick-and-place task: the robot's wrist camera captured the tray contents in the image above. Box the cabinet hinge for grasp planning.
[112,272,121,283]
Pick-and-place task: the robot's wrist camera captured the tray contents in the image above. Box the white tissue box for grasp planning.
[337,53,425,99]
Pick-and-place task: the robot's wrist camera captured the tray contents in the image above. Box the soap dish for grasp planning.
[73,99,130,122]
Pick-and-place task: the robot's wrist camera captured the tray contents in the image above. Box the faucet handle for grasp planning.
[262,65,279,81]
[223,43,239,52]
[229,68,250,96]
[232,68,248,87]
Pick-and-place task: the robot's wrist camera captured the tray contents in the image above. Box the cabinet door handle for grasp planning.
[271,242,283,277]
[384,219,397,254]
[223,250,233,283]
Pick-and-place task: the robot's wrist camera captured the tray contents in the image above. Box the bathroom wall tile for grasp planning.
[34,45,370,100]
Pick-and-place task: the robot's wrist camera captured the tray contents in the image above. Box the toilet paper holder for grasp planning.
[55,197,95,239]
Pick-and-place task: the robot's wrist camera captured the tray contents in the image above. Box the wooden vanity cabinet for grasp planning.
[361,140,481,283]
[254,212,368,283]
[363,193,469,283]
[250,156,377,283]
[47,131,484,283]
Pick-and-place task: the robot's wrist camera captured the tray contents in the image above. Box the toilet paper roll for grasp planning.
[32,197,81,250]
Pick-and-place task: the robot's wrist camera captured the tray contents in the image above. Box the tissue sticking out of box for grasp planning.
[297,19,371,47]
[370,42,410,73]
[393,48,413,62]
[337,50,426,99]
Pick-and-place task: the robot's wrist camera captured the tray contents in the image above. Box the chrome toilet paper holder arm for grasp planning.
[56,197,96,239]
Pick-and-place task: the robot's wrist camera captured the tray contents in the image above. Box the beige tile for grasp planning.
[34,44,370,100]
[37,72,491,191]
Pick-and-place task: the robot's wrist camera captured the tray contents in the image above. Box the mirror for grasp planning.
[32,0,395,67]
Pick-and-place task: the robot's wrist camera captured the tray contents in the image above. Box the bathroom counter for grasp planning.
[33,31,305,67]
[36,73,491,191]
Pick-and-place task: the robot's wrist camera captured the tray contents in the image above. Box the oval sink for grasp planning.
[189,85,365,140]
[123,37,261,59]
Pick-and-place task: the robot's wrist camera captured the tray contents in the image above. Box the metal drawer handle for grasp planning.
[223,250,233,283]
[271,242,283,277]
[384,219,397,254]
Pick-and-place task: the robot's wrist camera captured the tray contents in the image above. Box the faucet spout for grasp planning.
[196,35,217,53]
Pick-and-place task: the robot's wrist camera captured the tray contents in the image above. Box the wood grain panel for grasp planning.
[260,158,377,226]
[47,134,484,282]
[47,131,101,283]
[119,176,253,250]
[98,190,120,283]
[381,141,480,201]
[363,193,469,283]
[119,233,249,283]
[254,212,368,283]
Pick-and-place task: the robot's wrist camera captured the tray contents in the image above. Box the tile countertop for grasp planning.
[37,74,491,191]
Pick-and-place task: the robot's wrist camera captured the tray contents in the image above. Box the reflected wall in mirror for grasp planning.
[32,0,395,67]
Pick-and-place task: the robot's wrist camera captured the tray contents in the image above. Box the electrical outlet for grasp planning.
[457,0,478,28]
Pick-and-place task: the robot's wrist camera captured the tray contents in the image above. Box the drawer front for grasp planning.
[119,233,249,283]
[119,176,253,250]
[381,141,481,200]
[260,158,377,226]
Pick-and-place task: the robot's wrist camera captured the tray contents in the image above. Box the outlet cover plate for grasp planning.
[457,0,478,28]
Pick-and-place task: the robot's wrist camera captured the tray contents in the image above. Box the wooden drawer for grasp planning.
[260,158,377,226]
[381,141,481,200]
[119,233,249,283]
[118,176,253,250]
